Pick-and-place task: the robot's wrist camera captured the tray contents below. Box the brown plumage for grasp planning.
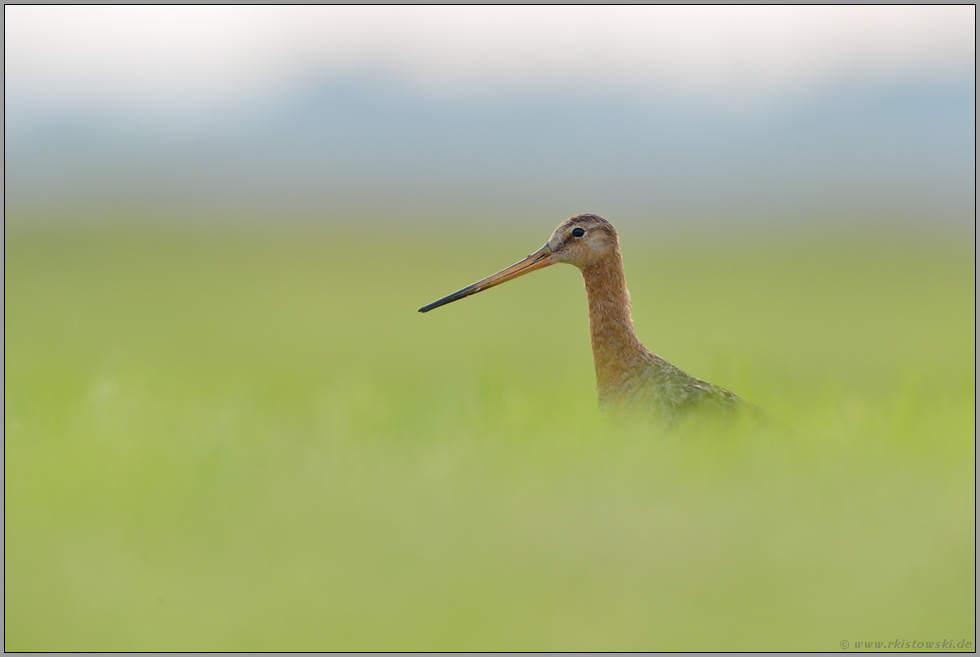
[420,214,761,421]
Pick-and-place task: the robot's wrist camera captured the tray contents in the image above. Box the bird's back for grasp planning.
[599,349,762,422]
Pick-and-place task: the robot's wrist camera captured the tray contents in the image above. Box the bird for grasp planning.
[419,214,761,422]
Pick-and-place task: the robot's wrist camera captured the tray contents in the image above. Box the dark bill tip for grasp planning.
[418,281,483,313]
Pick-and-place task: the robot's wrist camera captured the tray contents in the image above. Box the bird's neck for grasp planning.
[581,252,648,398]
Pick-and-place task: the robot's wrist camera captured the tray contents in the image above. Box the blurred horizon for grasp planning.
[4,6,975,232]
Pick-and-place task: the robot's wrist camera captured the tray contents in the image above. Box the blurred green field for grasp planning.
[4,220,975,651]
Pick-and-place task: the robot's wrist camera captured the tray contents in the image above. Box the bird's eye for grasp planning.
[571,227,585,238]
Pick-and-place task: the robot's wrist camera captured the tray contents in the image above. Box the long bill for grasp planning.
[418,243,555,313]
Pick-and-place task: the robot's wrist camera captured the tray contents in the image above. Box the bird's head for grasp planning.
[547,214,620,269]
[418,213,619,313]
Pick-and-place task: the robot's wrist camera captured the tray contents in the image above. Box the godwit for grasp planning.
[419,214,760,420]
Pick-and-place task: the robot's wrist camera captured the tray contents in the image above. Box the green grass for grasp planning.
[4,221,975,650]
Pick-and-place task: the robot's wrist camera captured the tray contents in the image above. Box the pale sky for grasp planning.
[5,6,975,111]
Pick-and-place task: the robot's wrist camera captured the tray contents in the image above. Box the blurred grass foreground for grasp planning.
[4,219,975,650]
